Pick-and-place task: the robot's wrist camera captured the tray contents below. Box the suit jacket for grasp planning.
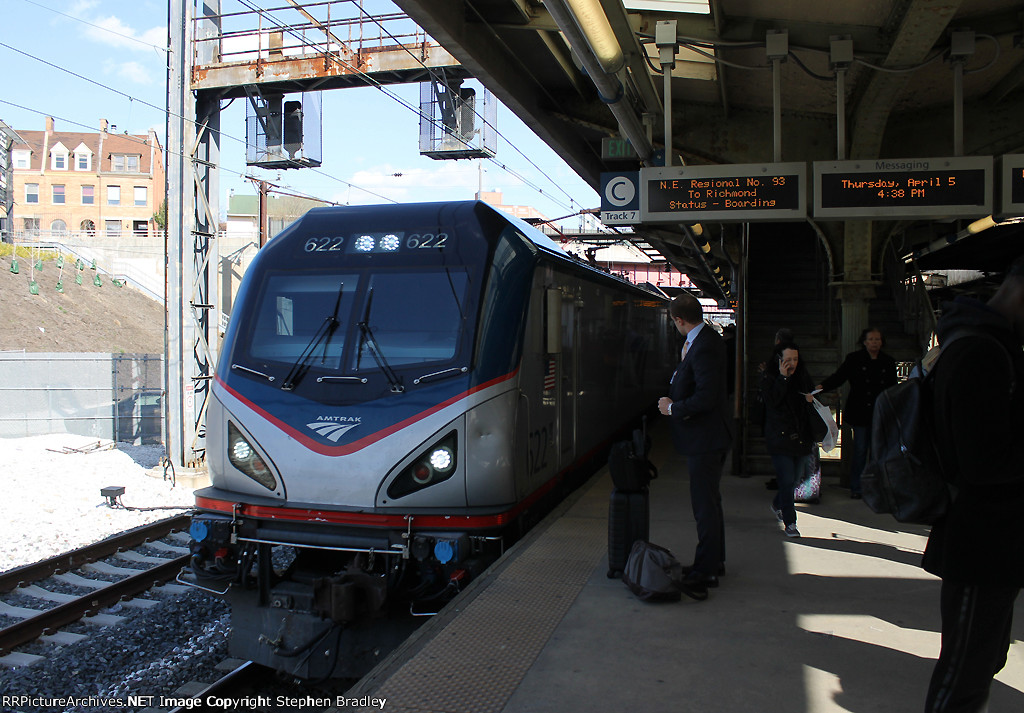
[667,325,733,456]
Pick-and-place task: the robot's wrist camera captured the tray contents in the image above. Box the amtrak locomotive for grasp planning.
[186,201,673,679]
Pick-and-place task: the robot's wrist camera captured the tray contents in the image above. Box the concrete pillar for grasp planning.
[837,220,875,352]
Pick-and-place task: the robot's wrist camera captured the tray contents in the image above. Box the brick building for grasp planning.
[9,117,165,239]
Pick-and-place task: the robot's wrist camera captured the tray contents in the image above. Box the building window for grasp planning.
[107,185,120,205]
[76,152,91,171]
[111,154,141,173]
[133,220,148,236]
[134,186,147,206]
[81,219,96,236]
[25,183,39,203]
[23,218,40,236]
[52,185,65,204]
[105,220,122,238]
[52,152,67,170]
[13,150,30,169]
[82,185,94,204]
[51,219,67,236]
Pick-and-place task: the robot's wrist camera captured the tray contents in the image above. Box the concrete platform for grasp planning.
[343,424,1024,713]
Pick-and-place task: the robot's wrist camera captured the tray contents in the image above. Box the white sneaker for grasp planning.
[770,503,783,523]
[785,523,801,538]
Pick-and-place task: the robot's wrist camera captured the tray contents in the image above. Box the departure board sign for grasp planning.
[814,156,993,219]
[999,154,1024,215]
[640,163,806,222]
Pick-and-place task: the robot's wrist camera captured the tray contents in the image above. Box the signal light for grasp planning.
[227,422,278,491]
[387,432,458,500]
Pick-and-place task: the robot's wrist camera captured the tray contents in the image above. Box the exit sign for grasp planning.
[602,137,639,160]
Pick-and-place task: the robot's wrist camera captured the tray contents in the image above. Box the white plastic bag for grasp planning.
[811,398,839,452]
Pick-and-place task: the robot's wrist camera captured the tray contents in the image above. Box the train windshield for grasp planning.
[243,268,472,377]
[249,274,358,370]
[355,269,469,369]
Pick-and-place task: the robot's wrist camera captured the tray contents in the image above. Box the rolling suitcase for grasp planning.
[607,487,650,578]
[794,451,821,504]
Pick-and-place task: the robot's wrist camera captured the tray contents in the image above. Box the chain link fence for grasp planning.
[0,353,163,443]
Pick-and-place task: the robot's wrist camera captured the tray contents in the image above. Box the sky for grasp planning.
[0,0,601,228]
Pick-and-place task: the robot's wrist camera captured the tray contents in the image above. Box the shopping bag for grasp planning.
[810,398,839,452]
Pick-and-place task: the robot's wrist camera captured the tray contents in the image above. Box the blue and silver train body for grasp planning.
[187,200,673,678]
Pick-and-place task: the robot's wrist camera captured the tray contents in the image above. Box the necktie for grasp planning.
[681,341,689,361]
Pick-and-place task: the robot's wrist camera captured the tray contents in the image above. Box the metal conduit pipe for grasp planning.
[544,0,654,163]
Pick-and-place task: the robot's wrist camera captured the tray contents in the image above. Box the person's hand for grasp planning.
[804,392,814,403]
[658,397,672,416]
[779,360,796,377]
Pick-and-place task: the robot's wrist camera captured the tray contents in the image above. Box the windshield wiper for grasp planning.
[413,366,468,385]
[357,287,404,393]
[231,364,275,382]
[281,282,345,391]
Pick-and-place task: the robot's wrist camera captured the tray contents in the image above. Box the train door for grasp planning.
[558,286,579,469]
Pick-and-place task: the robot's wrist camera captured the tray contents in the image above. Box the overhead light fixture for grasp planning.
[565,0,624,74]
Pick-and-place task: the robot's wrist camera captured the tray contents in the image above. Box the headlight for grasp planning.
[227,422,278,491]
[388,432,458,500]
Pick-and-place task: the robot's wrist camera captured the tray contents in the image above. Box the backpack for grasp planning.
[861,328,1012,525]
[607,422,658,492]
[622,541,700,602]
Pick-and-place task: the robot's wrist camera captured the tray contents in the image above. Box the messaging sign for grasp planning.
[640,163,806,222]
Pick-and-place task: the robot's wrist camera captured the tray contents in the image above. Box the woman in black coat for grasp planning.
[761,341,816,538]
[816,327,898,498]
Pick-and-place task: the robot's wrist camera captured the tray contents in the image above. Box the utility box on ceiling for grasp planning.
[419,79,497,160]
[246,92,323,169]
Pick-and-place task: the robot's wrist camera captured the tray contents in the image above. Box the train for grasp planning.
[184,200,674,679]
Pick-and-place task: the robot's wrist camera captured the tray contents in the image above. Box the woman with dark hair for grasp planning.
[816,327,898,498]
[760,341,816,537]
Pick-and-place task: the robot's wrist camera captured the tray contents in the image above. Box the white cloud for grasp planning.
[82,13,164,51]
[69,1,100,14]
[117,61,154,85]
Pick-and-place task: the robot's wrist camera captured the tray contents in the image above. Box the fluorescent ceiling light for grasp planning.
[623,1,711,12]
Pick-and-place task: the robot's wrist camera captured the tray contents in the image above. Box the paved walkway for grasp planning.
[346,424,1024,712]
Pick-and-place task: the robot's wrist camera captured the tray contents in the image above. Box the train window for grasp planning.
[249,273,357,368]
[355,269,469,368]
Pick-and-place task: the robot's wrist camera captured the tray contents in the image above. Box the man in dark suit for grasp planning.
[657,293,732,597]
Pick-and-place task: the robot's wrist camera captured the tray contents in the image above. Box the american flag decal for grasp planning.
[544,357,556,391]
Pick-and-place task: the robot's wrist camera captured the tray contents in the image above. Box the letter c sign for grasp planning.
[600,172,640,211]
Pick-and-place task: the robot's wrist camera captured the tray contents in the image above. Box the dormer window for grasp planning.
[50,142,69,171]
[13,150,30,169]
[74,143,92,171]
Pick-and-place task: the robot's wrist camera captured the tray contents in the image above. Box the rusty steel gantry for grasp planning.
[165,0,465,468]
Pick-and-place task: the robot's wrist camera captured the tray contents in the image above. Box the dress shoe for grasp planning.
[682,570,719,588]
[682,563,726,577]
[676,575,709,601]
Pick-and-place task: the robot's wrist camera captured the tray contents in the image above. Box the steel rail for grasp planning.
[0,554,190,654]
[0,513,191,593]
[167,661,265,712]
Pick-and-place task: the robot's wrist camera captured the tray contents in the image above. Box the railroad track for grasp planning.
[0,514,192,663]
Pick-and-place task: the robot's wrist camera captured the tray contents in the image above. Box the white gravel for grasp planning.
[0,434,197,573]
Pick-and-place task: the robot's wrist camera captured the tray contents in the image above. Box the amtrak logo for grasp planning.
[306,416,361,442]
